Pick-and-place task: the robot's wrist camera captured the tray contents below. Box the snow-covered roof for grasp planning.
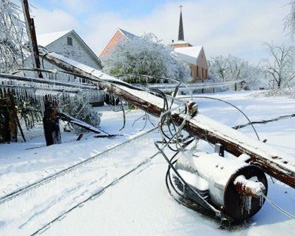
[118,28,138,40]
[174,46,203,65]
[37,30,72,47]
[171,40,190,45]
[99,28,139,57]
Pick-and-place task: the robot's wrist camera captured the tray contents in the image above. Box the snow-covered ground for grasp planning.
[0,90,295,236]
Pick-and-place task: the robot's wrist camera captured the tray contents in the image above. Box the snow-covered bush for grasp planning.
[102,33,191,83]
[60,93,101,134]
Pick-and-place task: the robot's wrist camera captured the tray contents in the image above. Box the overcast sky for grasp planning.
[26,0,293,64]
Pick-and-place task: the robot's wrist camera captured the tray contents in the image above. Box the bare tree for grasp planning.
[284,0,295,38]
[226,55,250,82]
[208,55,227,82]
[0,0,27,72]
[209,55,263,89]
[263,43,294,89]
[209,55,252,82]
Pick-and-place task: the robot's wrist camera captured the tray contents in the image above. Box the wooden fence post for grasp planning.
[0,90,10,143]
[0,89,18,143]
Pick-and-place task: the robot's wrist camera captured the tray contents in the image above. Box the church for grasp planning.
[170,6,208,81]
[99,6,208,82]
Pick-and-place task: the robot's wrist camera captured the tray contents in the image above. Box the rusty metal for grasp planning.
[234,175,266,198]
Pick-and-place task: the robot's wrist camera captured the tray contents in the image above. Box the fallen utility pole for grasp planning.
[40,50,295,189]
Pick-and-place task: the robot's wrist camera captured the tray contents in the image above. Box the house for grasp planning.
[99,28,138,58]
[25,30,105,106]
[37,29,102,70]
[170,6,208,81]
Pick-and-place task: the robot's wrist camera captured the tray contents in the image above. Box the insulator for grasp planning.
[234,175,266,198]
[186,101,198,117]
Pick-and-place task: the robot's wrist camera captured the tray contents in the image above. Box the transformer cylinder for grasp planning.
[176,151,268,221]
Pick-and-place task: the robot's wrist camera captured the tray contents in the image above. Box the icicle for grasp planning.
[259,195,264,207]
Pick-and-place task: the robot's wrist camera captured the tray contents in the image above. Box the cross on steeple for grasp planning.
[178,5,184,41]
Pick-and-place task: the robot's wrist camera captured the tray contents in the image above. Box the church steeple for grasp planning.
[171,5,192,48]
[178,5,184,41]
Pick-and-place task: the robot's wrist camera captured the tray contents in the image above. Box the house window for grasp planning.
[67,37,73,46]
[202,68,204,78]
[196,66,199,77]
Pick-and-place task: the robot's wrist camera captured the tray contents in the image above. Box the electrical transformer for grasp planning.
[175,149,268,221]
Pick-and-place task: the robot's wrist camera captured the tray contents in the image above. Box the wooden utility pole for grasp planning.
[22,0,43,78]
[43,94,61,146]
[40,51,295,189]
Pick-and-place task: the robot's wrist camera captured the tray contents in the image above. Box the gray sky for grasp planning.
[29,0,293,64]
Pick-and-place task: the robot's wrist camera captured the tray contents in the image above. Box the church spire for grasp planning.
[178,5,184,41]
